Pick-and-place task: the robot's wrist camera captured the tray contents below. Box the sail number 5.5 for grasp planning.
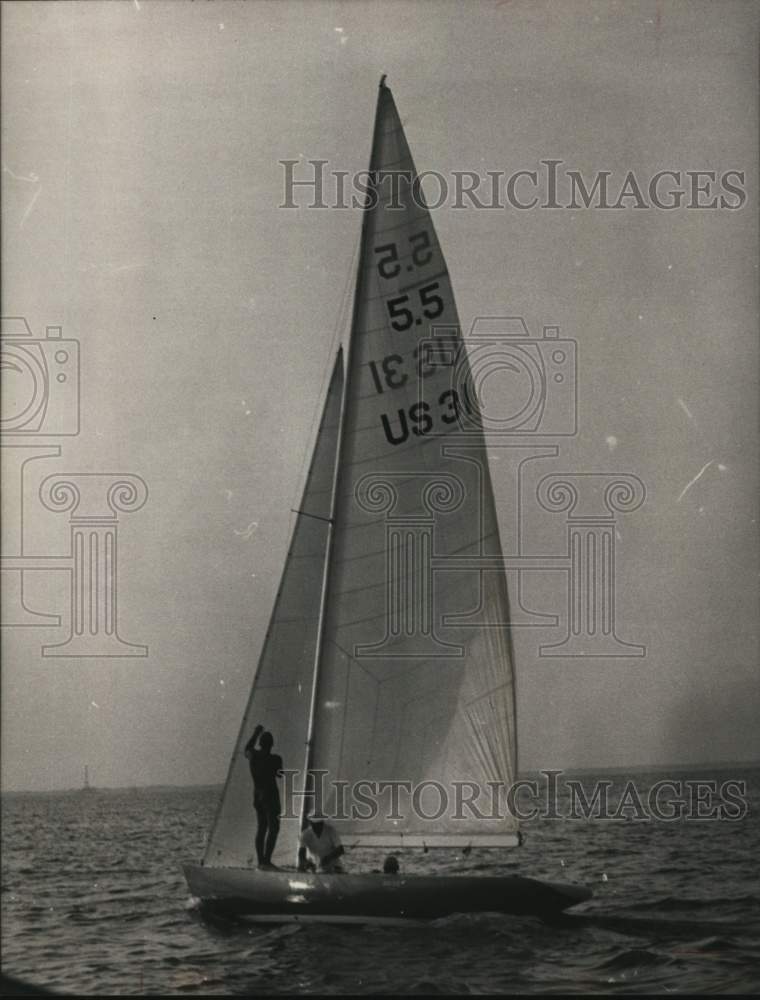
[387,283,444,331]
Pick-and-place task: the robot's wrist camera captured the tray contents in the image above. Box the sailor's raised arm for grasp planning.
[244,724,264,757]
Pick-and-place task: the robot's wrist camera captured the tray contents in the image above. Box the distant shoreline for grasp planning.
[0,783,226,797]
[2,760,758,796]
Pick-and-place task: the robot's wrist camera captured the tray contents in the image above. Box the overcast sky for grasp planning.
[2,0,757,791]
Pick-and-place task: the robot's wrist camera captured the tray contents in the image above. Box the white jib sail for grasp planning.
[204,351,344,868]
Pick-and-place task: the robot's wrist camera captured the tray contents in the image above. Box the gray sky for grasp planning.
[2,0,758,791]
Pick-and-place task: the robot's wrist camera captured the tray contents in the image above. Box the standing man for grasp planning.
[244,724,283,870]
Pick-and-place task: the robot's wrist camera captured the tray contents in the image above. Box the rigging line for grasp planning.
[327,636,384,685]
[290,508,334,525]
[288,230,361,523]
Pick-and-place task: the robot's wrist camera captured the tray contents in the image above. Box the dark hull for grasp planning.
[183,863,592,924]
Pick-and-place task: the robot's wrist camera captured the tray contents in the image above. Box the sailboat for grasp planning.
[81,766,95,794]
[183,77,591,922]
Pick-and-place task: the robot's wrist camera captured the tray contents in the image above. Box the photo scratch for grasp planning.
[234,521,258,540]
[677,397,696,424]
[19,186,42,228]
[677,461,713,503]
[2,164,39,183]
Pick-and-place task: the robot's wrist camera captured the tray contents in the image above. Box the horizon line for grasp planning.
[3,757,759,796]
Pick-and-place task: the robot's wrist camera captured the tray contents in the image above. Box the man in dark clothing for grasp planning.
[244,724,283,869]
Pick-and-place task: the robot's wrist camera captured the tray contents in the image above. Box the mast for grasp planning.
[298,76,389,850]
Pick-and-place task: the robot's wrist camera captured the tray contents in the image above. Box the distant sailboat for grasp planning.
[81,766,95,794]
[184,77,591,922]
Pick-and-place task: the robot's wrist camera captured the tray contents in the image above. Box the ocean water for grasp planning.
[2,768,759,995]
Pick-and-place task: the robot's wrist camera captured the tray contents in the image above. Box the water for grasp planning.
[2,769,759,995]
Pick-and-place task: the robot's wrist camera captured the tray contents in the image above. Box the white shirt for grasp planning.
[299,823,342,866]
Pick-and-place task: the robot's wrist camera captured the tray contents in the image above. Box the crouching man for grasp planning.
[297,812,345,873]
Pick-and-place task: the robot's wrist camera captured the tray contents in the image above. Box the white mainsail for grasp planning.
[307,80,518,847]
[204,352,344,868]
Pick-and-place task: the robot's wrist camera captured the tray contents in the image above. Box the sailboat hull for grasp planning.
[183,863,591,923]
